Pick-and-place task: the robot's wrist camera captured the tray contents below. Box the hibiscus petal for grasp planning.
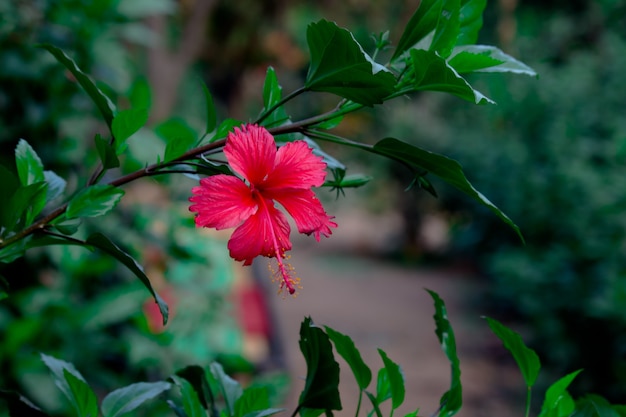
[225,124,276,185]
[263,141,327,190]
[267,188,337,241]
[189,175,257,229]
[228,198,292,265]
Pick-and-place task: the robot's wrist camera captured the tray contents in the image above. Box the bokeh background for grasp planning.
[1,0,626,415]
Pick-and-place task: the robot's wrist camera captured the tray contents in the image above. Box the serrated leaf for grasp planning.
[378,350,404,410]
[66,184,124,219]
[485,317,541,387]
[449,45,536,75]
[101,381,172,417]
[372,138,523,241]
[63,369,98,417]
[573,394,620,417]
[457,0,487,45]
[325,326,372,390]
[86,232,169,325]
[392,0,442,61]
[297,317,342,411]
[112,108,149,150]
[15,139,45,186]
[430,0,461,58]
[539,370,582,417]
[210,362,243,416]
[305,20,396,106]
[427,290,462,417]
[95,134,120,170]
[260,67,290,128]
[170,375,206,417]
[44,170,67,202]
[409,49,494,104]
[39,44,116,127]
[201,81,217,135]
[157,118,199,162]
[0,389,50,416]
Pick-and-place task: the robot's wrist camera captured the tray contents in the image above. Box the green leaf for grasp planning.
[44,170,67,203]
[297,317,342,411]
[430,0,461,58]
[409,49,494,104]
[6,181,48,228]
[392,0,442,61]
[538,370,582,417]
[170,375,206,417]
[52,219,82,236]
[15,139,45,186]
[157,118,199,162]
[211,118,245,143]
[201,81,217,135]
[260,67,290,128]
[101,381,172,417]
[375,367,391,403]
[210,362,243,416]
[325,326,372,390]
[0,237,29,264]
[0,389,50,417]
[95,134,121,170]
[128,77,152,111]
[112,108,149,150]
[457,0,487,45]
[234,386,284,417]
[86,232,169,325]
[573,394,620,417]
[449,45,537,75]
[372,138,523,241]
[39,44,116,128]
[175,365,215,412]
[365,391,384,417]
[485,317,541,387]
[427,290,462,417]
[614,406,626,417]
[0,275,8,301]
[305,20,396,106]
[66,185,124,219]
[63,369,99,417]
[378,350,404,410]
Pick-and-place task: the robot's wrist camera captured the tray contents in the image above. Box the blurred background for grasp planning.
[1,0,626,415]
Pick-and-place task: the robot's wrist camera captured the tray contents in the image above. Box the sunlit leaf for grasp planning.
[449,45,537,75]
[372,138,522,241]
[39,44,116,128]
[86,233,169,325]
[378,350,405,411]
[101,381,172,417]
[427,290,462,417]
[44,170,67,203]
[305,20,395,105]
[538,370,582,417]
[485,317,541,387]
[15,139,45,186]
[325,326,372,390]
[112,108,149,150]
[392,0,442,61]
[297,317,342,411]
[66,185,124,219]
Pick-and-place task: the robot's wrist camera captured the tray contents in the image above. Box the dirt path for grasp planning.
[262,238,526,417]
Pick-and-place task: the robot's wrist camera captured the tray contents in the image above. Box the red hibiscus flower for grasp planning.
[189,124,337,294]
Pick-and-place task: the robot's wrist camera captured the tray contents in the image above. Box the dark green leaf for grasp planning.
[457,0,487,45]
[157,118,199,162]
[15,139,45,186]
[449,45,536,75]
[323,174,371,190]
[210,362,243,416]
[66,185,124,219]
[86,232,169,325]
[0,237,29,264]
[305,20,396,106]
[0,275,8,301]
[63,369,98,417]
[378,350,404,410]
[325,326,372,390]
[312,114,343,130]
[170,375,206,417]
[242,409,284,417]
[298,317,342,411]
[175,365,215,412]
[573,394,620,417]
[392,0,442,61]
[6,181,48,228]
[409,49,494,104]
[427,290,462,417]
[234,386,280,417]
[372,138,522,241]
[202,81,217,135]
[101,381,172,417]
[166,400,188,417]
[365,391,383,417]
[260,67,290,128]
[539,370,582,417]
[44,170,67,202]
[39,44,116,127]
[95,134,120,170]
[0,389,50,417]
[51,219,82,236]
[430,0,461,58]
[212,118,244,143]
[112,108,149,150]
[613,406,626,417]
[128,77,152,111]
[0,165,20,230]
[485,317,540,387]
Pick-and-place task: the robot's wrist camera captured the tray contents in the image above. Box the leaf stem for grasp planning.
[524,386,532,417]
[355,390,363,417]
[256,86,308,125]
